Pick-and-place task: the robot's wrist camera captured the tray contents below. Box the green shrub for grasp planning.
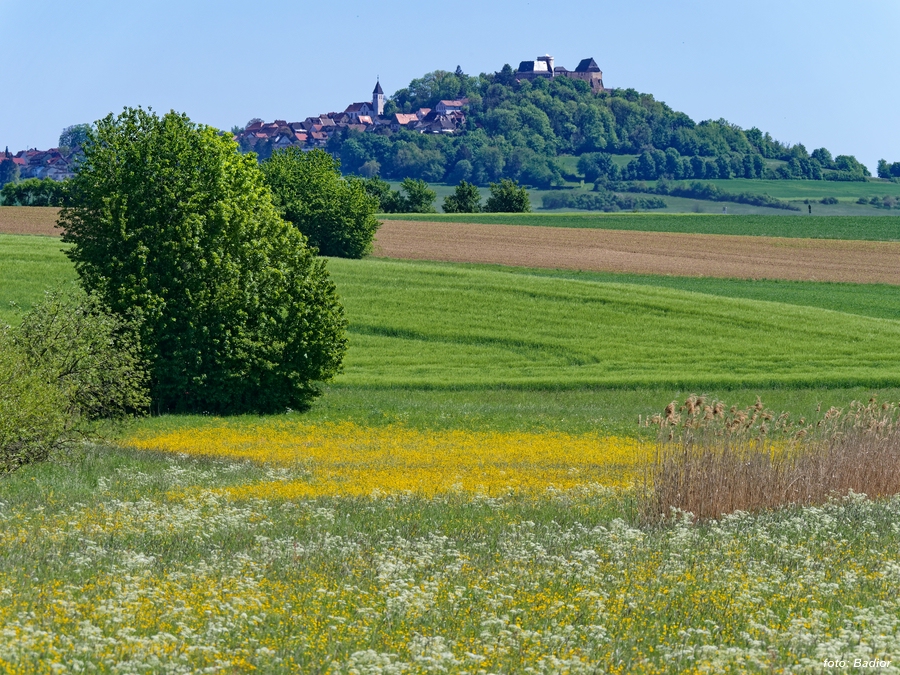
[394,178,437,213]
[262,148,381,258]
[484,179,531,213]
[0,287,150,474]
[542,189,666,212]
[0,330,68,474]
[442,181,482,213]
[14,287,149,421]
[60,108,348,414]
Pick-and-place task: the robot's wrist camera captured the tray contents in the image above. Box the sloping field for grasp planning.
[0,206,60,235]
[328,257,900,390]
[375,219,900,285]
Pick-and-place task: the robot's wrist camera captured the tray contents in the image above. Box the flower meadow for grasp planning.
[0,422,899,674]
[124,421,648,498]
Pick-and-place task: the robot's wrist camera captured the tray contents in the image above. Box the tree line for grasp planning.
[877,159,900,181]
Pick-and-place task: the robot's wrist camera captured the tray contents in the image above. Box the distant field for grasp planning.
[701,178,900,200]
[0,233,74,324]
[388,212,900,240]
[498,265,900,321]
[651,193,886,216]
[0,205,60,235]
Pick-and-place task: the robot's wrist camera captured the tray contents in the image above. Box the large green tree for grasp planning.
[396,178,437,213]
[442,180,482,213]
[484,179,531,213]
[262,148,381,259]
[60,108,347,414]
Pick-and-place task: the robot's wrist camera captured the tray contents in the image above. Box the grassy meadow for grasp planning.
[4,228,900,672]
[0,233,74,323]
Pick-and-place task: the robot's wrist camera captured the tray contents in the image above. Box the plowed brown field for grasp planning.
[0,206,60,236]
[375,220,900,285]
[4,209,900,285]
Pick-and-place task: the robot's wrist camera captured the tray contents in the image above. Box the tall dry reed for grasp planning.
[641,396,900,521]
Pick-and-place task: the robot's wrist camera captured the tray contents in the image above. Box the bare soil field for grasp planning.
[3,209,900,285]
[0,206,60,236]
[375,220,900,285]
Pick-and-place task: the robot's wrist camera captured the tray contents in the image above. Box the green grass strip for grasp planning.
[384,212,900,241]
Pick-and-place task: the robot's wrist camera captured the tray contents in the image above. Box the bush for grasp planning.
[60,108,348,414]
[0,288,148,474]
[614,180,800,211]
[442,181,482,213]
[14,287,149,421]
[262,148,381,258]
[357,176,437,214]
[359,176,397,212]
[484,179,531,213]
[541,189,665,212]
[0,330,68,474]
[395,178,437,213]
[820,196,839,205]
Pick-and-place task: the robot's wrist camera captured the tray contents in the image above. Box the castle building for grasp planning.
[516,55,605,92]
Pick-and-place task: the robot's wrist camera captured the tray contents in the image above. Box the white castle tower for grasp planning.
[372,79,384,116]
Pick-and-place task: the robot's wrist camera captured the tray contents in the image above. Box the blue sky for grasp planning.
[1,0,897,171]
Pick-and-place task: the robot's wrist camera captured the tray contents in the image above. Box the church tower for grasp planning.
[372,79,384,117]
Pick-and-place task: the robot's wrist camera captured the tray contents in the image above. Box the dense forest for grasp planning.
[326,66,872,187]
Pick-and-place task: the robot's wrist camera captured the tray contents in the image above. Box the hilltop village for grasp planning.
[232,55,604,157]
[0,55,605,181]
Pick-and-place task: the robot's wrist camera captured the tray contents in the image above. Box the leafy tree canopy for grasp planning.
[58,123,91,151]
[60,108,347,414]
[262,148,381,259]
[484,179,531,213]
[443,181,482,213]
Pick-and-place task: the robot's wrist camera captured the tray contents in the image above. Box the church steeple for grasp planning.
[372,79,384,117]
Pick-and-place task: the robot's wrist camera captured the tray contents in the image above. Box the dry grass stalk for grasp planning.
[641,396,900,521]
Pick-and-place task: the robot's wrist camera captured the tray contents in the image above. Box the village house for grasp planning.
[6,147,77,180]
[435,99,466,114]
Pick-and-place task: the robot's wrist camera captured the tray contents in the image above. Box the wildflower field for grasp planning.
[4,230,900,672]
[3,434,900,674]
